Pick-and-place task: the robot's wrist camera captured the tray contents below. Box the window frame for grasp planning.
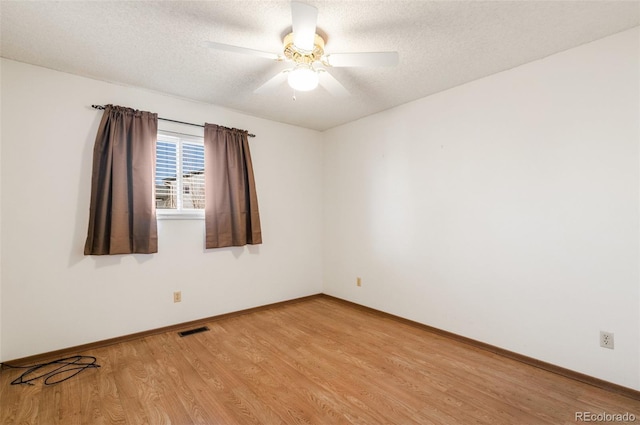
[155,130,205,220]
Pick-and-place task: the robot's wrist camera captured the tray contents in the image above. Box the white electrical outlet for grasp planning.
[600,331,614,349]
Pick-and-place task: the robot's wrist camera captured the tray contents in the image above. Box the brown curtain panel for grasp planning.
[204,124,262,248]
[84,105,158,255]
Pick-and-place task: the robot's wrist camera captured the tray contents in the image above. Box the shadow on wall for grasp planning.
[68,108,103,269]
[202,244,261,259]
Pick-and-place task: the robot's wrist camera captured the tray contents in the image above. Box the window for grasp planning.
[156,131,205,219]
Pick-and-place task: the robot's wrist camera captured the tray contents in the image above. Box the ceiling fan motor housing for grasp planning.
[283,32,325,65]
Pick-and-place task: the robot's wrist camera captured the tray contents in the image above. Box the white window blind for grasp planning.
[155,132,205,219]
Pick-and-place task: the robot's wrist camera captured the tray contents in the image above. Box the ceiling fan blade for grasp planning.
[254,70,290,94]
[291,1,318,51]
[318,69,350,97]
[205,41,280,61]
[324,52,399,67]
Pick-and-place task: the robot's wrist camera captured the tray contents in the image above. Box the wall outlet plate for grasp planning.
[600,331,614,349]
[173,291,182,303]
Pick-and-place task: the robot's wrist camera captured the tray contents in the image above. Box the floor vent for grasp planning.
[178,326,210,337]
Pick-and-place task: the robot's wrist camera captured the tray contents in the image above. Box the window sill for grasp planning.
[157,210,205,220]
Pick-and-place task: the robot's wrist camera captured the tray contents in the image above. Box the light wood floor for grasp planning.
[1,296,639,424]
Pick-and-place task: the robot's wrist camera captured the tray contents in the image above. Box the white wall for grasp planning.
[323,28,640,390]
[0,59,324,360]
[0,61,3,361]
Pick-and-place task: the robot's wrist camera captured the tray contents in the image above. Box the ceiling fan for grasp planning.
[205,1,399,97]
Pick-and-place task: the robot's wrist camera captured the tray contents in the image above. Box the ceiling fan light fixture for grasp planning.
[206,3,397,98]
[287,64,318,91]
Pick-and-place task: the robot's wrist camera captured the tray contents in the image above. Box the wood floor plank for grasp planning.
[106,341,153,425]
[150,331,259,425]
[1,296,639,424]
[93,346,127,425]
[0,376,41,425]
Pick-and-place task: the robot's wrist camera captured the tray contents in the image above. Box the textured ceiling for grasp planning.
[1,1,638,131]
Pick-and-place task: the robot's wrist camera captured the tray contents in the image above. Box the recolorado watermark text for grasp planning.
[575,412,636,422]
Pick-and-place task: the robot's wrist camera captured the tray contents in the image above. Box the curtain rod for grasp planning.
[91,105,256,138]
